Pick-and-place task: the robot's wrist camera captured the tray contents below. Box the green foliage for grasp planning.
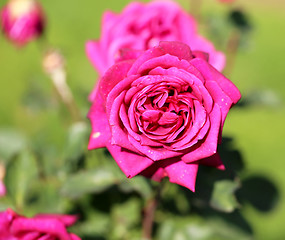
[157,216,253,240]
[5,151,38,210]
[0,129,27,162]
[61,168,121,198]
[210,180,240,213]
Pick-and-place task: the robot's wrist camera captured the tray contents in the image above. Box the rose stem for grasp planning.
[42,48,82,122]
[48,62,81,122]
[223,29,241,77]
[142,181,164,240]
[37,33,81,122]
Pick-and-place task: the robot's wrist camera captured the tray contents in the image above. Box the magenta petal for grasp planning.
[182,103,222,163]
[192,50,209,62]
[100,60,134,102]
[206,80,233,125]
[190,58,241,103]
[106,142,153,178]
[0,209,16,234]
[70,233,81,240]
[140,162,166,182]
[88,88,110,149]
[159,41,193,61]
[137,54,190,74]
[117,48,144,62]
[105,75,138,118]
[199,153,225,170]
[34,214,78,227]
[128,135,182,161]
[109,92,142,154]
[21,232,41,240]
[86,41,108,76]
[164,161,199,192]
[127,46,165,75]
[11,218,71,240]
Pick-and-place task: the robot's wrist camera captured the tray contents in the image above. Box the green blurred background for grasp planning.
[0,0,284,239]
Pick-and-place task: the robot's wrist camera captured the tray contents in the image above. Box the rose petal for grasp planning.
[190,58,241,103]
[192,50,209,62]
[11,218,71,240]
[164,160,199,191]
[100,60,134,102]
[127,46,165,75]
[206,80,234,126]
[182,103,222,163]
[159,41,193,61]
[198,153,225,170]
[128,134,182,161]
[34,214,78,227]
[21,232,41,240]
[137,54,190,74]
[86,41,108,76]
[106,142,153,178]
[140,163,166,182]
[70,233,81,240]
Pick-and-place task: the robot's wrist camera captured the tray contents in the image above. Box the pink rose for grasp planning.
[86,0,225,100]
[0,0,45,46]
[88,41,241,191]
[0,208,81,240]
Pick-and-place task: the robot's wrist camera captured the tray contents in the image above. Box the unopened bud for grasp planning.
[0,0,45,46]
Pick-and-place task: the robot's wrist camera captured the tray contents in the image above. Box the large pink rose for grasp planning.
[0,209,81,240]
[86,0,225,99]
[88,41,241,191]
[0,0,45,46]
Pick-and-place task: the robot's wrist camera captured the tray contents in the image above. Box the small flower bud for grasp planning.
[0,0,45,46]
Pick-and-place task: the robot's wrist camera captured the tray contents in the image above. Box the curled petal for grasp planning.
[190,58,241,103]
[106,142,153,178]
[182,103,222,163]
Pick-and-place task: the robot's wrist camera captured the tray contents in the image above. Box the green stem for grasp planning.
[223,29,241,77]
[142,181,164,240]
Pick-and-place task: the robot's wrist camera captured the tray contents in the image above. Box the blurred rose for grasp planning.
[0,209,81,240]
[88,41,241,191]
[86,0,225,100]
[0,0,45,46]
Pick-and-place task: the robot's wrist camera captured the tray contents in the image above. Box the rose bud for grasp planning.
[0,208,81,240]
[86,0,226,101]
[0,0,45,46]
[87,41,241,192]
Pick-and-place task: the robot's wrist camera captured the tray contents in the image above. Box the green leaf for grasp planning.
[157,216,253,240]
[0,129,27,161]
[157,220,176,240]
[110,198,141,239]
[63,122,90,164]
[210,180,240,213]
[60,168,120,199]
[71,211,110,238]
[5,150,38,210]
